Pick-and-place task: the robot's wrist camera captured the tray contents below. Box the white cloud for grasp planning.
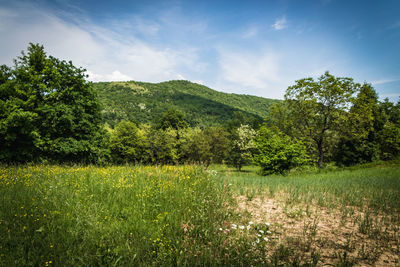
[0,3,206,85]
[371,78,400,85]
[87,70,133,82]
[216,49,288,98]
[272,16,288,30]
[243,26,258,38]
[219,50,280,88]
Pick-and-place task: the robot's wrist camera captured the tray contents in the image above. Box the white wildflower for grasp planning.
[259,230,264,234]
[239,225,245,230]
[264,237,269,242]
[246,225,251,230]
[249,221,254,225]
[265,222,270,226]
[219,228,223,231]
[256,238,260,244]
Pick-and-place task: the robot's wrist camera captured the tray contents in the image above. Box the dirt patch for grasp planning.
[236,194,400,266]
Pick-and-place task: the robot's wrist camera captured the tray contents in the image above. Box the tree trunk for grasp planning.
[317,142,324,168]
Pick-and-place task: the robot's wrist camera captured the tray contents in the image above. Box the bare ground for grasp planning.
[236,193,400,266]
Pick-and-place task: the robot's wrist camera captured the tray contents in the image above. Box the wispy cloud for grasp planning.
[371,78,400,85]
[388,21,400,30]
[242,26,258,38]
[272,16,288,30]
[0,2,205,84]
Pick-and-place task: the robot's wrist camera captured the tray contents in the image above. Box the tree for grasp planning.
[377,99,400,160]
[147,128,179,165]
[203,126,229,164]
[159,108,188,130]
[109,121,146,163]
[227,124,256,171]
[180,127,212,165]
[253,127,309,174]
[274,72,360,168]
[333,84,380,165]
[0,43,106,163]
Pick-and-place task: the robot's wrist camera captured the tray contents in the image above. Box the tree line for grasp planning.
[1,44,399,173]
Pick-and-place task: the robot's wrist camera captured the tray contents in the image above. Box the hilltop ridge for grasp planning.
[92,80,280,127]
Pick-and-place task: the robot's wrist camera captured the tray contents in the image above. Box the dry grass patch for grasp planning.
[236,193,400,266]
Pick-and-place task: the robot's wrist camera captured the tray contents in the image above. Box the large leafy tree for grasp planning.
[272,72,361,168]
[0,43,106,163]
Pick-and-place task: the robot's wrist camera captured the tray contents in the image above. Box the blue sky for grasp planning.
[0,0,399,100]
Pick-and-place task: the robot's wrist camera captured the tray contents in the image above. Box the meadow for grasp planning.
[0,163,399,266]
[215,162,400,266]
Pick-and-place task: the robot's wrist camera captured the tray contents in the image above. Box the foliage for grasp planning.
[158,108,188,130]
[333,84,380,165]
[227,124,256,171]
[180,126,229,165]
[109,121,146,163]
[253,127,309,174]
[146,128,179,165]
[93,80,277,128]
[0,43,106,163]
[271,72,361,167]
[377,99,400,160]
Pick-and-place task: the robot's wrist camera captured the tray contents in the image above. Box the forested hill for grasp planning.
[93,80,280,127]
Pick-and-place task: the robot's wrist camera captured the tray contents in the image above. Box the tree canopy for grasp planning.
[271,72,361,167]
[0,43,106,163]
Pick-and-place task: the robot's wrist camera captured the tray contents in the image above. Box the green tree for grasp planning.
[180,127,212,165]
[273,71,360,168]
[109,121,147,163]
[147,128,178,165]
[227,124,256,171]
[334,84,381,165]
[203,126,229,164]
[0,43,106,163]
[253,127,309,174]
[377,99,400,160]
[159,108,188,130]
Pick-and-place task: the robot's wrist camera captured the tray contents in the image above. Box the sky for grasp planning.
[0,0,399,100]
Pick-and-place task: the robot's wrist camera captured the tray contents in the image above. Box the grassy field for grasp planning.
[212,162,400,266]
[1,163,399,266]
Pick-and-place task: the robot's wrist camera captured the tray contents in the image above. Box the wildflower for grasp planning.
[231,224,237,229]
[256,238,260,244]
[249,221,254,225]
[257,234,261,237]
[239,225,245,230]
[259,230,264,234]
[267,230,272,234]
[265,222,270,226]
[246,225,251,230]
[264,237,269,242]
[219,228,223,231]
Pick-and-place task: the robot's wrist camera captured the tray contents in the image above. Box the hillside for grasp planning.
[93,80,280,127]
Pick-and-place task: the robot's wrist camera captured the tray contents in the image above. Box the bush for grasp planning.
[253,127,309,174]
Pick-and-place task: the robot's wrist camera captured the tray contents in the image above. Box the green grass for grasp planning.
[0,165,260,266]
[1,163,399,266]
[211,162,400,266]
[214,162,400,213]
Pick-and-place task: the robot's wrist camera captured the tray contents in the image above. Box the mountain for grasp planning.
[92,80,280,128]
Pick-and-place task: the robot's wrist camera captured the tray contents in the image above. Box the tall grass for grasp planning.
[0,165,261,266]
[216,163,400,214]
